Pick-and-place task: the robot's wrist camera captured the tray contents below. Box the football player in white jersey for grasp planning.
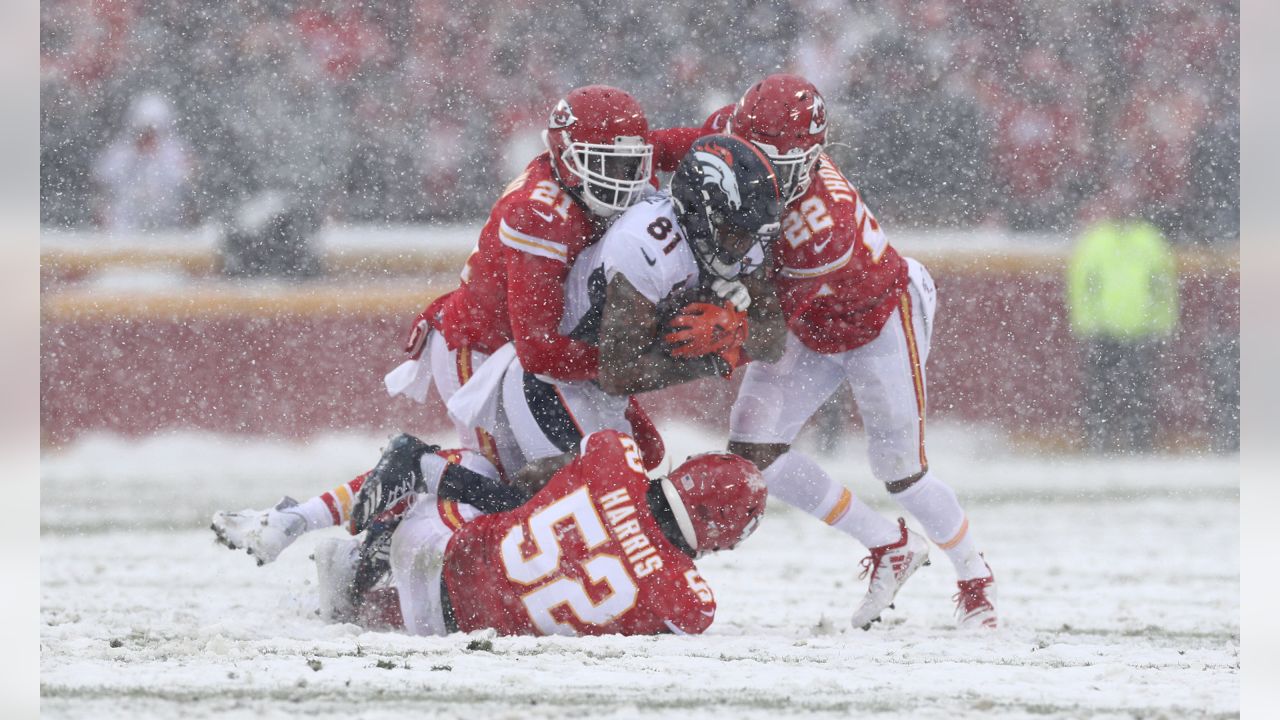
[493,134,788,478]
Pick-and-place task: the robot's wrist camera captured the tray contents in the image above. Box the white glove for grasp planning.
[712,277,751,311]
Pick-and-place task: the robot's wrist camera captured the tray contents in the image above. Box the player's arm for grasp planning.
[509,451,576,498]
[498,204,599,380]
[645,105,733,172]
[661,568,717,635]
[702,104,734,133]
[597,274,731,396]
[664,269,784,367]
[647,126,710,172]
[738,267,786,363]
[507,250,600,380]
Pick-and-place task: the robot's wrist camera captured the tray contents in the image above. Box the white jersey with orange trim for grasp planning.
[559,192,700,341]
[559,191,765,340]
[483,193,703,471]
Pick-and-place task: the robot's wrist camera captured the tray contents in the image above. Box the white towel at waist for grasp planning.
[384,357,434,404]
[446,342,518,434]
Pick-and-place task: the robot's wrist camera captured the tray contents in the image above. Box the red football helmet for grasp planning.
[729,74,828,204]
[543,85,654,217]
[660,452,768,555]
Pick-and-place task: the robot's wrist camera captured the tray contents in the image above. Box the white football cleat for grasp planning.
[313,537,360,622]
[953,559,998,630]
[211,497,307,566]
[850,518,931,630]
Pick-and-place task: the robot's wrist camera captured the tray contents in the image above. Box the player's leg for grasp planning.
[427,330,514,471]
[317,450,508,627]
[499,358,632,464]
[211,488,354,566]
[730,334,924,629]
[728,332,904,549]
[313,516,402,627]
[846,258,995,628]
[214,436,440,565]
[212,436,497,565]
[385,495,482,636]
[313,494,469,631]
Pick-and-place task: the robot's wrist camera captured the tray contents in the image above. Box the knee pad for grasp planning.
[885,468,928,494]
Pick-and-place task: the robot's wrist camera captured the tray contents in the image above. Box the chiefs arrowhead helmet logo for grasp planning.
[808,93,827,135]
[549,99,576,129]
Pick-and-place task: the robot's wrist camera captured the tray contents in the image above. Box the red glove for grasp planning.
[624,397,665,471]
[664,301,749,358]
[404,307,432,360]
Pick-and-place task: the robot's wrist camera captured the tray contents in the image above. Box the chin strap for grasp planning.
[658,478,699,552]
[647,481,697,558]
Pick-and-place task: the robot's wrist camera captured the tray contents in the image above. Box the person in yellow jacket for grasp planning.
[1067,216,1179,453]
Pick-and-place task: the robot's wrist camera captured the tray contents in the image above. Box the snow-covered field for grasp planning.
[41,424,1239,719]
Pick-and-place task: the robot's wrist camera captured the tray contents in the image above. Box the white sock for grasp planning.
[891,471,990,580]
[763,451,902,548]
[289,471,374,532]
[420,453,448,495]
[290,496,340,532]
[290,453,452,536]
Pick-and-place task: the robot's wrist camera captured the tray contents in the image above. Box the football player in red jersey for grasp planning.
[403,430,765,636]
[486,135,788,472]
[711,74,997,630]
[224,429,767,637]
[388,85,708,476]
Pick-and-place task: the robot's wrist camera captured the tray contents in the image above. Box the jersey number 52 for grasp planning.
[499,487,639,635]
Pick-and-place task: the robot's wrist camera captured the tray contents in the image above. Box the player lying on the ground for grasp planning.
[713,73,997,629]
[213,429,767,636]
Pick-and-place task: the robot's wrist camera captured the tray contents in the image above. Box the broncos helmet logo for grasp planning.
[693,149,742,210]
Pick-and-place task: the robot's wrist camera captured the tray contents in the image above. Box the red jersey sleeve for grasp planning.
[646,125,710,172]
[658,566,717,635]
[644,106,734,172]
[702,104,735,134]
[500,202,601,380]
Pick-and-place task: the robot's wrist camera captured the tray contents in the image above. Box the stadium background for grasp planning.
[36,3,1244,717]
[39,0,1239,452]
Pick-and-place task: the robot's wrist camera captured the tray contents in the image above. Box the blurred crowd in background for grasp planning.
[41,0,1238,242]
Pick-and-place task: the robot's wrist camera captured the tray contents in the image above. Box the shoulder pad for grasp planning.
[500,195,594,262]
